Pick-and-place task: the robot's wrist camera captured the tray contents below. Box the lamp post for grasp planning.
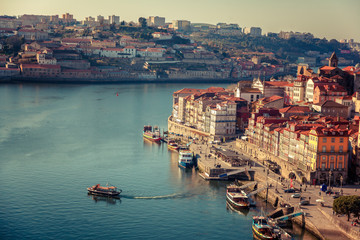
[340,175,343,194]
[329,170,332,189]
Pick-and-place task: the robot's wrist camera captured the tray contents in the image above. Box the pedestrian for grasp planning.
[319,192,321,196]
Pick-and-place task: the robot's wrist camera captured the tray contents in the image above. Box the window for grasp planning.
[338,163,342,169]
[331,146,335,152]
[322,146,326,152]
[322,156,326,160]
[339,156,343,161]
[340,138,343,143]
[330,163,334,170]
[331,156,334,161]
[323,138,327,143]
[331,138,335,143]
[339,146,343,152]
[321,163,326,170]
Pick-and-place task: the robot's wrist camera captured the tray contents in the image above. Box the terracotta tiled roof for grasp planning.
[206,87,225,92]
[279,106,311,113]
[174,88,204,94]
[320,100,347,108]
[21,64,60,69]
[265,81,291,87]
[320,66,336,71]
[241,87,261,93]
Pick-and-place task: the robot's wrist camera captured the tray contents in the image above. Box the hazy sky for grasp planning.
[2,0,360,41]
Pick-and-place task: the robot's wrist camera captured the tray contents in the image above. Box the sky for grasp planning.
[2,0,360,41]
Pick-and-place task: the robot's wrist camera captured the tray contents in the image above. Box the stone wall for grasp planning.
[235,139,311,183]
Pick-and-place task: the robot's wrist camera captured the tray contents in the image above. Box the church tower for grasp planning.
[329,52,338,67]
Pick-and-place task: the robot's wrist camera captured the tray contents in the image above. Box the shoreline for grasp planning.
[0,76,248,85]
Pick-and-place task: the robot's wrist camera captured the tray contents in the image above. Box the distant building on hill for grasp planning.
[243,27,262,36]
[147,16,165,27]
[172,20,191,31]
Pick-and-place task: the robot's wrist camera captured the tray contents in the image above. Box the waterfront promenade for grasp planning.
[188,139,360,240]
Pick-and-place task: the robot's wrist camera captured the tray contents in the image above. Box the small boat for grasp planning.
[143,125,162,142]
[87,184,122,197]
[226,185,250,209]
[167,140,179,151]
[252,216,280,240]
[178,149,193,168]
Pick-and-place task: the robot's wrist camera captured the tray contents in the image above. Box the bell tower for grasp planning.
[329,52,338,67]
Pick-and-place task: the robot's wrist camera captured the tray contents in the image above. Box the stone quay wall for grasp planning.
[235,139,311,183]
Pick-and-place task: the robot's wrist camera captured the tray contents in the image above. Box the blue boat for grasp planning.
[178,149,193,168]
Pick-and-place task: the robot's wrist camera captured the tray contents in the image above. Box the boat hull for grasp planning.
[87,189,121,197]
[143,134,161,142]
[167,145,179,151]
[252,225,277,240]
[178,161,193,169]
[226,194,250,209]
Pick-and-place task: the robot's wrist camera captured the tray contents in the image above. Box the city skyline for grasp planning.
[2,0,360,41]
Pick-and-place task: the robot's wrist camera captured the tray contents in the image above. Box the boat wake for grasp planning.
[122,192,194,200]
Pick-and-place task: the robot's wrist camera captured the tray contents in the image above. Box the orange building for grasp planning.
[309,127,349,185]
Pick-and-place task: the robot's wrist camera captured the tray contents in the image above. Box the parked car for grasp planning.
[299,200,310,206]
[291,193,301,198]
[284,189,296,193]
[325,190,334,194]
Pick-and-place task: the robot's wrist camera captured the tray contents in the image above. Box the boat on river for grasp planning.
[167,140,179,151]
[143,125,162,142]
[87,184,122,197]
[178,149,193,168]
[252,216,280,240]
[226,185,250,209]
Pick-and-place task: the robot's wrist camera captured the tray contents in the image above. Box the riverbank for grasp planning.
[0,76,245,85]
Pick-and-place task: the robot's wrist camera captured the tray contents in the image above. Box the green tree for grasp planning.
[333,195,360,221]
[138,17,147,28]
[3,35,24,55]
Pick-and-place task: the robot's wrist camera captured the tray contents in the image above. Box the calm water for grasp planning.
[0,83,314,240]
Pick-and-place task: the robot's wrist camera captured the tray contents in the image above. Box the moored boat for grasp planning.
[178,149,193,168]
[226,185,250,209]
[143,125,162,142]
[87,184,122,197]
[252,216,280,240]
[167,140,179,151]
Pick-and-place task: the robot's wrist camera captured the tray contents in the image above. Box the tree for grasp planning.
[4,35,24,55]
[333,195,360,221]
[138,17,147,28]
[120,21,126,26]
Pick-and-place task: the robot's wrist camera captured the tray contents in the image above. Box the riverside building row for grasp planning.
[245,109,357,184]
[169,87,249,141]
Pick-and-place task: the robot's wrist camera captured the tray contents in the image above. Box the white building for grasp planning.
[137,48,165,58]
[243,27,262,37]
[209,101,237,136]
[147,16,165,27]
[152,32,173,40]
[100,48,136,58]
[305,78,316,102]
[172,20,191,31]
[109,15,120,25]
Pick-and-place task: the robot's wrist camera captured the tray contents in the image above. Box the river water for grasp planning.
[0,83,316,239]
